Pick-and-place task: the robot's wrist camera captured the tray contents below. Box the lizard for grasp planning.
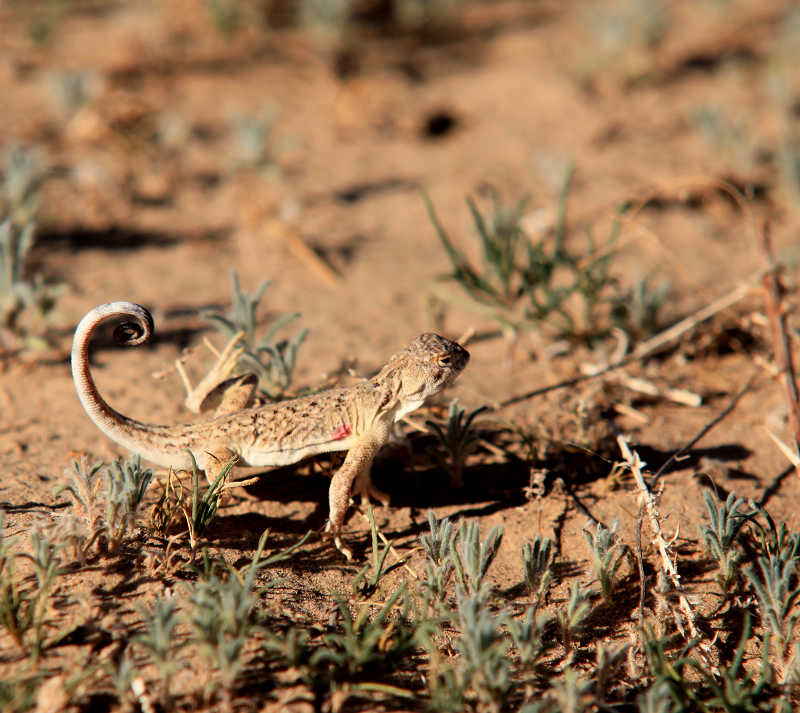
[71,301,470,558]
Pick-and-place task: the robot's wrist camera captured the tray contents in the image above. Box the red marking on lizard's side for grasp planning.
[332,424,352,441]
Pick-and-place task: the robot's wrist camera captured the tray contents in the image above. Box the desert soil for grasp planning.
[1,1,800,711]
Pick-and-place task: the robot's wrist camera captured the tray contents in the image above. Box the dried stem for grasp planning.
[759,220,800,478]
[618,436,701,640]
[498,270,764,409]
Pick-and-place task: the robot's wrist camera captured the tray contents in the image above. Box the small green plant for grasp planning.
[204,270,309,400]
[207,0,243,35]
[636,681,674,713]
[584,521,626,602]
[450,519,503,602]
[749,507,800,566]
[313,587,420,682]
[47,70,97,119]
[104,456,154,550]
[698,490,750,593]
[453,590,511,712]
[425,171,650,342]
[420,510,456,606]
[182,454,235,550]
[556,582,593,649]
[694,613,774,712]
[641,630,698,709]
[0,144,60,345]
[230,107,277,169]
[56,457,105,533]
[521,535,554,609]
[352,506,405,598]
[426,401,487,488]
[548,666,594,713]
[135,597,183,708]
[0,525,65,660]
[185,530,272,705]
[610,276,670,340]
[594,641,630,705]
[745,554,800,659]
[104,645,137,713]
[505,605,551,673]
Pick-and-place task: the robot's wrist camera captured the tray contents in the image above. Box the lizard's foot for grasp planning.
[352,470,391,508]
[325,521,353,561]
[177,331,248,414]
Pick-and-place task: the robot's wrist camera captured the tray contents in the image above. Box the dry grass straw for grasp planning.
[759,220,800,479]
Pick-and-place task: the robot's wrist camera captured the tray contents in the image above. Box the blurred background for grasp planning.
[0,0,798,364]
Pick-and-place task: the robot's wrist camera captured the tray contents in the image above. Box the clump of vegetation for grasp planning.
[426,400,487,488]
[698,489,751,593]
[0,144,61,348]
[425,171,670,343]
[0,516,65,661]
[521,534,554,610]
[230,107,278,170]
[584,520,626,602]
[204,270,309,400]
[55,455,155,554]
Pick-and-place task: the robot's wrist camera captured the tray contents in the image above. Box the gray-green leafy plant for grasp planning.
[56,457,105,533]
[594,641,630,705]
[450,519,503,602]
[641,629,700,711]
[453,589,511,712]
[745,554,800,658]
[584,520,626,602]
[104,645,137,713]
[136,597,183,708]
[352,506,405,598]
[505,604,551,673]
[205,270,308,400]
[104,456,153,550]
[549,666,594,713]
[749,507,800,567]
[52,457,107,563]
[424,170,649,341]
[183,453,236,550]
[521,535,554,609]
[698,490,750,593]
[692,613,774,712]
[312,586,421,683]
[426,401,488,488]
[231,107,276,169]
[636,681,673,713]
[0,525,65,660]
[610,276,670,339]
[186,529,272,704]
[420,510,456,606]
[0,145,60,343]
[556,582,593,649]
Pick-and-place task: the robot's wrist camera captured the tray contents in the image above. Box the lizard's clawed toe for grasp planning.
[325,521,353,561]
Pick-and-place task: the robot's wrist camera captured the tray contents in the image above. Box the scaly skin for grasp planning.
[71,301,470,558]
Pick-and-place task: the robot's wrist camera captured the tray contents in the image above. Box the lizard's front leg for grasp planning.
[326,425,390,560]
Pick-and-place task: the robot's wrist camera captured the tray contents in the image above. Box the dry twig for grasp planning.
[618,436,701,640]
[759,221,800,478]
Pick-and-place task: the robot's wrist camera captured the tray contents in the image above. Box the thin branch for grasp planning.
[760,220,800,478]
[649,370,760,488]
[619,436,700,640]
[496,271,764,409]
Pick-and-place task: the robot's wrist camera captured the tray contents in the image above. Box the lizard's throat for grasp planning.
[395,397,426,420]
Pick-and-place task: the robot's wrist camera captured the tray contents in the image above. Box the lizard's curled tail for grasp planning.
[71,301,167,460]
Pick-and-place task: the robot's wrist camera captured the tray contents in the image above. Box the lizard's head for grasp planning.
[390,332,470,404]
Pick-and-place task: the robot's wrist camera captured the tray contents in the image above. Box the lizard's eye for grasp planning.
[437,354,452,367]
